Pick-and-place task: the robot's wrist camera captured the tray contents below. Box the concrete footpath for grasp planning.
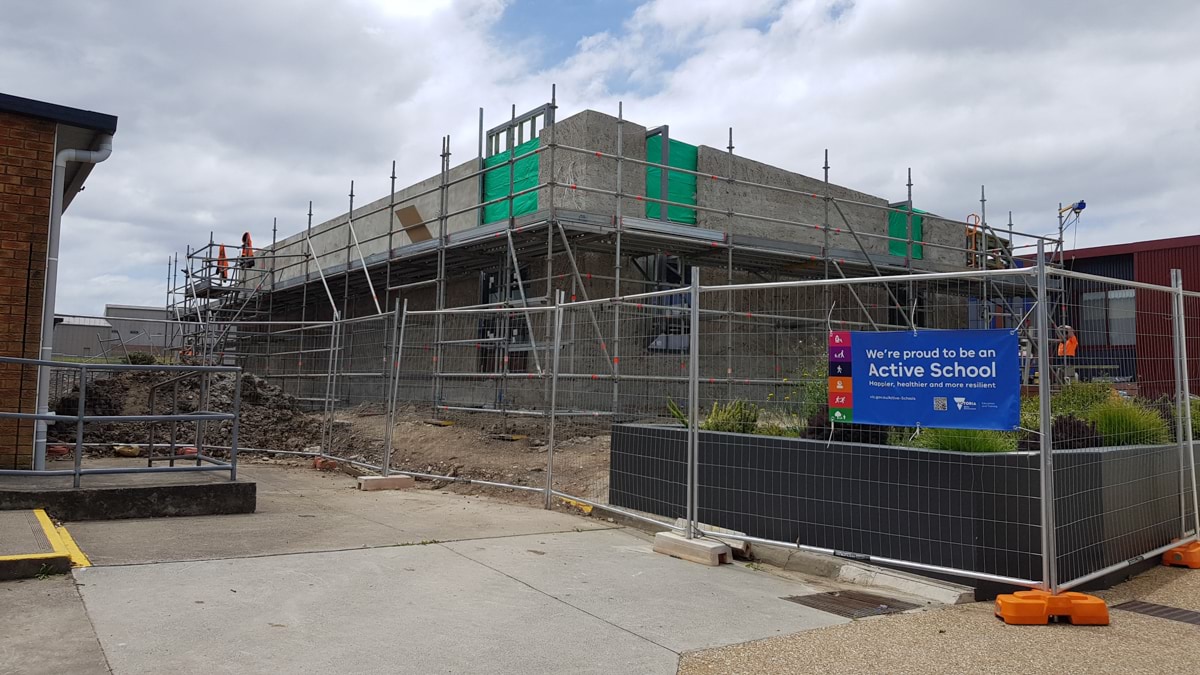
[1,464,849,674]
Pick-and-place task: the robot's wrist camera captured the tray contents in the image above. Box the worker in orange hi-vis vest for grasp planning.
[1053,324,1079,383]
[217,244,229,283]
[236,232,255,285]
[240,232,255,269]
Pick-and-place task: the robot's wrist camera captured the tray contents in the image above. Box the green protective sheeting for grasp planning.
[888,207,925,259]
[482,137,540,224]
[646,136,698,224]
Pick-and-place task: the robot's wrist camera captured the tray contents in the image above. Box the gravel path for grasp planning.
[679,565,1200,675]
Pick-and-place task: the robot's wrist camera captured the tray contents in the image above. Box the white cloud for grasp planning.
[2,0,1196,314]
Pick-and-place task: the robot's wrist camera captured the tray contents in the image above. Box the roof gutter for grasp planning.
[32,133,113,470]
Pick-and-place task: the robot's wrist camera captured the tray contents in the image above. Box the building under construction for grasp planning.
[168,96,1063,415]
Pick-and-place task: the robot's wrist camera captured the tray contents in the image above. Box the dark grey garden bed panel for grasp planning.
[609,423,1186,588]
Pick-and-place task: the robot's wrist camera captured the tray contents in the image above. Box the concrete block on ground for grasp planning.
[653,531,731,567]
[357,475,415,491]
[674,518,751,557]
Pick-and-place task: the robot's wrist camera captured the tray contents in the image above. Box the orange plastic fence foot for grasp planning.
[994,590,1109,626]
[1162,542,1200,569]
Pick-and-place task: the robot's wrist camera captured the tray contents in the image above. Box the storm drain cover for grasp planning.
[782,590,921,619]
[1113,601,1200,626]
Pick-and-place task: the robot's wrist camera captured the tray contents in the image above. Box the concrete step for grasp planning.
[0,510,73,581]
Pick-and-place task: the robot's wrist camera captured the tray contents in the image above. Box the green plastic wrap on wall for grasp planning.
[482,137,540,224]
[646,135,698,224]
[888,207,925,259]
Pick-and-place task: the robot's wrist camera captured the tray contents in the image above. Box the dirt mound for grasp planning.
[51,371,324,454]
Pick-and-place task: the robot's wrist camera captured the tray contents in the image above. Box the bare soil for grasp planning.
[324,406,611,505]
[50,371,325,454]
[50,372,612,506]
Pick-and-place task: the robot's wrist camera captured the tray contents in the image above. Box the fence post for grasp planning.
[545,290,564,509]
[383,299,408,478]
[1171,269,1200,536]
[73,365,86,488]
[230,368,242,482]
[1035,241,1057,592]
[686,267,701,539]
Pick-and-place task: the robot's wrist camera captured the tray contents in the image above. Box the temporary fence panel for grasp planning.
[552,290,694,524]
[677,270,1046,586]
[1047,269,1199,591]
[209,258,1200,594]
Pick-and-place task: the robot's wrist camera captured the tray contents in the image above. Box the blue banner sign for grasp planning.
[828,329,1020,431]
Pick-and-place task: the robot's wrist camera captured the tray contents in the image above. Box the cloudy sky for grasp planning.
[3,0,1196,314]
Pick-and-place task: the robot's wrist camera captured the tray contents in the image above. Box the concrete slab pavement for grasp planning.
[445,528,848,653]
[66,465,613,565]
[75,541,682,675]
[0,577,109,675]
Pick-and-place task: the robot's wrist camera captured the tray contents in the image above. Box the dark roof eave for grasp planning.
[0,92,118,134]
[1060,234,1200,260]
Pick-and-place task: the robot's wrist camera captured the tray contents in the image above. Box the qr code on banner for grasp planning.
[933,397,948,411]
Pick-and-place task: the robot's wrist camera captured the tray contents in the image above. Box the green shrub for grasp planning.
[1054,382,1116,418]
[1020,396,1040,431]
[665,399,760,434]
[910,427,1017,453]
[122,352,157,365]
[755,423,803,438]
[666,398,688,426]
[1193,398,1200,440]
[1017,415,1102,452]
[1019,383,1116,431]
[700,400,759,434]
[769,371,828,422]
[1085,400,1171,447]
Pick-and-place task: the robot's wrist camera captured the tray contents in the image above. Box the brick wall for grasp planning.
[0,112,55,469]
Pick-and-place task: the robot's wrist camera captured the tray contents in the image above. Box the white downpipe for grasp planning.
[32,134,113,470]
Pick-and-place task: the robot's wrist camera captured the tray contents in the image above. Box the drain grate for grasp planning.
[1113,601,1200,626]
[782,590,921,619]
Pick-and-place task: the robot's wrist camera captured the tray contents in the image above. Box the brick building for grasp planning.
[0,93,117,469]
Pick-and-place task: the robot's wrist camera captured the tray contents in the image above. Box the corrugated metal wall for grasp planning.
[53,324,112,358]
[1135,245,1200,397]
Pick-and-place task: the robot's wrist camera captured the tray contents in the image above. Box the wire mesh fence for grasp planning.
[684,270,1047,584]
[1046,269,1199,590]
[553,290,694,521]
[214,257,1200,592]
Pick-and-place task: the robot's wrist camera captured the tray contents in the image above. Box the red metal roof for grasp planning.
[1061,234,1200,260]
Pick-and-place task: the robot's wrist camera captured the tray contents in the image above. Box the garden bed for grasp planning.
[610,424,1188,588]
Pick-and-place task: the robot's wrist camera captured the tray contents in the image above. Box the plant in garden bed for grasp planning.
[700,400,760,433]
[666,399,760,434]
[1085,399,1171,447]
[804,404,890,445]
[1193,397,1200,440]
[765,353,828,424]
[909,427,1018,453]
[1017,415,1101,452]
[1053,382,1118,418]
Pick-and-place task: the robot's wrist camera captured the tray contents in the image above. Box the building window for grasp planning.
[633,254,692,352]
[1079,289,1135,346]
[478,270,532,373]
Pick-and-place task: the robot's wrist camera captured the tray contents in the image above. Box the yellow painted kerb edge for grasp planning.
[0,509,89,567]
[55,525,91,567]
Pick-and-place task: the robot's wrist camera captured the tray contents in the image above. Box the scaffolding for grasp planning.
[169,86,1067,418]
